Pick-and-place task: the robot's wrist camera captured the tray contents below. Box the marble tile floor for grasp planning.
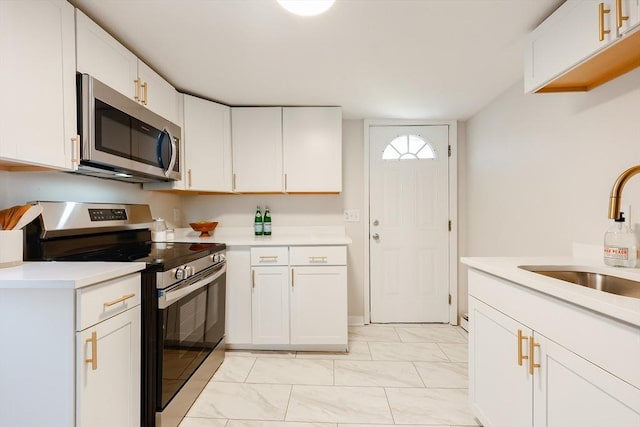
[180,324,481,427]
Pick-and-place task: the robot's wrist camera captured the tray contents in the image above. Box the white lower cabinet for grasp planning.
[226,245,348,350]
[468,270,640,427]
[225,247,252,345]
[76,305,141,427]
[251,266,290,344]
[290,266,347,345]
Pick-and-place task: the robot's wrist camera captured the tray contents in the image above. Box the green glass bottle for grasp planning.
[263,207,272,236]
[254,206,263,236]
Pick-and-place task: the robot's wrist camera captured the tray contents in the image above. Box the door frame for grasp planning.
[363,119,458,325]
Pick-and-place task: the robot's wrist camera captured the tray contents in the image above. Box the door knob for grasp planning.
[372,219,379,226]
[372,233,380,240]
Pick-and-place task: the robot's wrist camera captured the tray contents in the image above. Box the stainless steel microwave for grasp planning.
[75,74,181,183]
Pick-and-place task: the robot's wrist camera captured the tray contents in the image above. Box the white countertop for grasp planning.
[163,226,352,246]
[461,256,640,327]
[0,261,146,289]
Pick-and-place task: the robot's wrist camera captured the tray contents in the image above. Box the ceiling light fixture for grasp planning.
[277,0,335,16]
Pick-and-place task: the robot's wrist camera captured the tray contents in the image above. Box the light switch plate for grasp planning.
[344,209,360,222]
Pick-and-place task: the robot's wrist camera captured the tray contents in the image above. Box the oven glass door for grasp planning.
[157,265,226,410]
[95,99,179,175]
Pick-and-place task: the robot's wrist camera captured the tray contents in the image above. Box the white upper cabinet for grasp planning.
[138,61,182,126]
[525,0,640,93]
[0,0,76,170]
[231,107,284,193]
[183,95,233,192]
[283,107,342,193]
[75,10,179,125]
[231,106,343,193]
[75,9,137,101]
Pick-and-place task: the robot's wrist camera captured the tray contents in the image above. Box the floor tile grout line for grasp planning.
[281,384,294,422]
[243,357,259,383]
[382,387,397,425]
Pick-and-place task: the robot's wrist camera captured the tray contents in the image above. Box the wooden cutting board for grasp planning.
[0,205,33,231]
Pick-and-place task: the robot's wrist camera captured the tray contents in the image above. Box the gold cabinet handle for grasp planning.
[134,78,141,101]
[308,256,328,263]
[599,2,611,41]
[103,293,135,307]
[85,331,98,370]
[291,268,295,288]
[188,169,193,188]
[284,173,288,192]
[252,269,256,288]
[141,81,148,105]
[616,0,629,28]
[232,173,237,191]
[259,255,279,260]
[70,135,80,165]
[517,329,529,366]
[529,335,541,375]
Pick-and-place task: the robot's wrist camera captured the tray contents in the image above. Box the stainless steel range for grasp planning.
[24,201,225,427]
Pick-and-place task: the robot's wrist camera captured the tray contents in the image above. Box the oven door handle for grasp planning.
[159,263,226,309]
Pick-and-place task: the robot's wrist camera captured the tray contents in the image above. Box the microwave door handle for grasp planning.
[163,128,177,177]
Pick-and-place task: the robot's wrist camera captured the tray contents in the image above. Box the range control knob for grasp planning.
[175,267,187,280]
[185,265,195,277]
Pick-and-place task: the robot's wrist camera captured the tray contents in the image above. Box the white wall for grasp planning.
[0,171,182,225]
[460,67,640,314]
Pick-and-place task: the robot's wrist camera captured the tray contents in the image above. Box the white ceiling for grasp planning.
[70,0,563,120]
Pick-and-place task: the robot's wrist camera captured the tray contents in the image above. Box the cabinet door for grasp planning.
[251,266,289,344]
[283,107,342,193]
[290,266,347,346]
[617,0,640,35]
[533,333,640,427]
[225,247,252,345]
[76,306,141,427]
[138,60,179,124]
[231,107,283,192]
[0,0,76,170]
[184,95,233,192]
[525,0,616,93]
[75,9,138,101]
[468,296,533,427]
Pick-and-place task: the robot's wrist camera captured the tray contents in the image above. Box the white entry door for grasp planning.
[369,125,449,323]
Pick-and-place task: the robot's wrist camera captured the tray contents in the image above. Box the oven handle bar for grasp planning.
[158,263,226,309]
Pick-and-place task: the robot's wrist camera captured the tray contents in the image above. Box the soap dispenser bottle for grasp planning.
[604,212,637,267]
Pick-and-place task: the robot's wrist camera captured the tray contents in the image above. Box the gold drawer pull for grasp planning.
[85,331,97,370]
[309,256,328,263]
[291,268,295,288]
[104,293,135,307]
[259,255,279,260]
[529,336,541,375]
[517,329,528,366]
[252,269,256,288]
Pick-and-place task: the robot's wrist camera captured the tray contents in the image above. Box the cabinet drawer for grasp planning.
[290,246,346,266]
[76,273,141,331]
[251,247,289,266]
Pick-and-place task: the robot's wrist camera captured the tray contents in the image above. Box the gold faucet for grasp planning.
[609,165,640,220]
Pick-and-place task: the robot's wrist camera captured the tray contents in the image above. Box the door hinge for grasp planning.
[448,220,452,231]
[448,294,452,305]
[448,145,452,157]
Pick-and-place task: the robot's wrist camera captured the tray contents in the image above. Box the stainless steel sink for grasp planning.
[519,267,640,299]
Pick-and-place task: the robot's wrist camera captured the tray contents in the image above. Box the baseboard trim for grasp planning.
[349,315,365,326]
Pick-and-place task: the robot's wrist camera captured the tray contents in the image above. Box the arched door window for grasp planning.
[382,134,436,160]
